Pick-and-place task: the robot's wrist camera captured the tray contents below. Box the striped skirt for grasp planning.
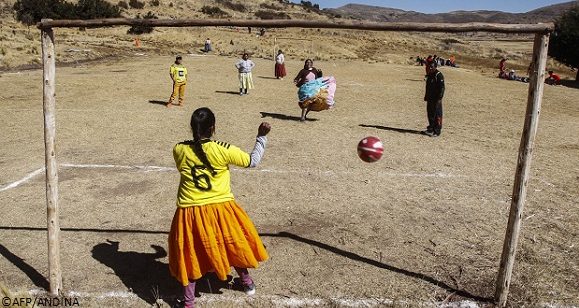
[168,200,268,285]
[238,72,254,89]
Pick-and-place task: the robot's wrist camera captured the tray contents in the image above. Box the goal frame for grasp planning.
[37,18,553,307]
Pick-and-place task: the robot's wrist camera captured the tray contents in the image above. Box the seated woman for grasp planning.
[545,70,561,85]
[508,69,518,80]
[293,59,336,121]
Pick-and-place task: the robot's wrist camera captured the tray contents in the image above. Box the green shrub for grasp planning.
[13,0,76,23]
[549,6,579,81]
[129,0,144,9]
[13,0,121,24]
[75,0,122,19]
[127,11,157,34]
[216,0,246,12]
[254,10,290,20]
[300,0,319,10]
[118,1,128,9]
[149,0,159,6]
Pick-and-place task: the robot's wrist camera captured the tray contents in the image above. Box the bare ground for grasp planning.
[0,55,577,307]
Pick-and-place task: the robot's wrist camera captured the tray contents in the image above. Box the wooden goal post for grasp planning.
[37,18,552,307]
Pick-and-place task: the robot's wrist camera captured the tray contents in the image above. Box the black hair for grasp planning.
[304,59,313,69]
[190,107,216,175]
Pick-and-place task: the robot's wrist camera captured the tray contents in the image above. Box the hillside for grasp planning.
[0,0,576,79]
[329,1,578,23]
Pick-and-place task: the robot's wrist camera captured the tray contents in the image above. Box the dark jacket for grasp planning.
[294,67,319,87]
[424,71,445,101]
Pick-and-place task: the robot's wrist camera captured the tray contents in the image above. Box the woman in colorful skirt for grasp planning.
[293,59,336,121]
[235,53,255,95]
[168,107,271,307]
[275,50,286,80]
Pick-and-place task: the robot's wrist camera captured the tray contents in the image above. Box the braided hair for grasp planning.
[190,107,217,176]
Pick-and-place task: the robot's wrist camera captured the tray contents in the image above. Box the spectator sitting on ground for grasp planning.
[416,56,425,66]
[545,70,561,85]
[449,55,456,67]
[507,70,530,83]
[508,69,518,81]
[499,57,508,79]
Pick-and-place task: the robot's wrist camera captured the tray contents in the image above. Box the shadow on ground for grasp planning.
[148,100,167,106]
[91,240,238,305]
[91,240,180,305]
[261,232,494,303]
[2,226,493,303]
[359,124,424,135]
[0,244,49,290]
[260,112,317,122]
[215,90,240,95]
[560,79,579,90]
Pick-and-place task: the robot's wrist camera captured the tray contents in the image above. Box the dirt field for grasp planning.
[0,54,577,307]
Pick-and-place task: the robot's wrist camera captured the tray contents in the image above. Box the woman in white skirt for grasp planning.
[235,53,255,96]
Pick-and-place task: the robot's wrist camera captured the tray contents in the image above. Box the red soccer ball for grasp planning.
[357,136,384,163]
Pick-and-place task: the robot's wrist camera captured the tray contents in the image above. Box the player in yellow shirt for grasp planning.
[168,107,271,308]
[167,55,188,107]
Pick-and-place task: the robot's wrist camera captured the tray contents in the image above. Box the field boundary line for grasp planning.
[60,163,175,172]
[1,163,470,193]
[0,167,44,192]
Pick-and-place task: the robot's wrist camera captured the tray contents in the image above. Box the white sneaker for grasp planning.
[244,283,256,296]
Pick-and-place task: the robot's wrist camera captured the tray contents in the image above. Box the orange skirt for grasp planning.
[298,88,330,112]
[168,200,268,286]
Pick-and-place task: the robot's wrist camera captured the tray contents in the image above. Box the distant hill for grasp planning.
[327,1,578,23]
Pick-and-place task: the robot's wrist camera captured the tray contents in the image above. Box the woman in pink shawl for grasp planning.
[293,59,336,122]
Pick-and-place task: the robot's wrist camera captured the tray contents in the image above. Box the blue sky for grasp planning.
[292,0,575,13]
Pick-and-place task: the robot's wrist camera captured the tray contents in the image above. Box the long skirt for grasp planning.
[275,63,286,78]
[238,72,254,89]
[297,76,336,111]
[168,200,268,286]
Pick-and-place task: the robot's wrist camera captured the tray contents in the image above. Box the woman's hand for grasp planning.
[257,122,271,136]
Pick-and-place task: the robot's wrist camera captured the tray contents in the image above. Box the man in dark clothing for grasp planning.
[423,62,445,137]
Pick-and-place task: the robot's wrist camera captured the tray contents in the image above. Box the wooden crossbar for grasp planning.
[37,18,554,33]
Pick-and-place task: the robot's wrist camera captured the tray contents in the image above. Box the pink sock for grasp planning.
[234,267,253,286]
[183,281,196,308]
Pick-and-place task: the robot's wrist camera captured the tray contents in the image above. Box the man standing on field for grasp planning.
[167,55,187,108]
[423,61,444,137]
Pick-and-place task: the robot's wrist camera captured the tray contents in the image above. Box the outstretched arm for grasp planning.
[249,122,271,168]
[225,122,272,168]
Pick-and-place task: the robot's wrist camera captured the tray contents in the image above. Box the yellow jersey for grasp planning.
[173,139,250,207]
[170,64,187,83]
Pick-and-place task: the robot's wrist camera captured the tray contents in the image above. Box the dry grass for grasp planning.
[0,1,577,307]
[0,54,577,307]
[1,0,576,80]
